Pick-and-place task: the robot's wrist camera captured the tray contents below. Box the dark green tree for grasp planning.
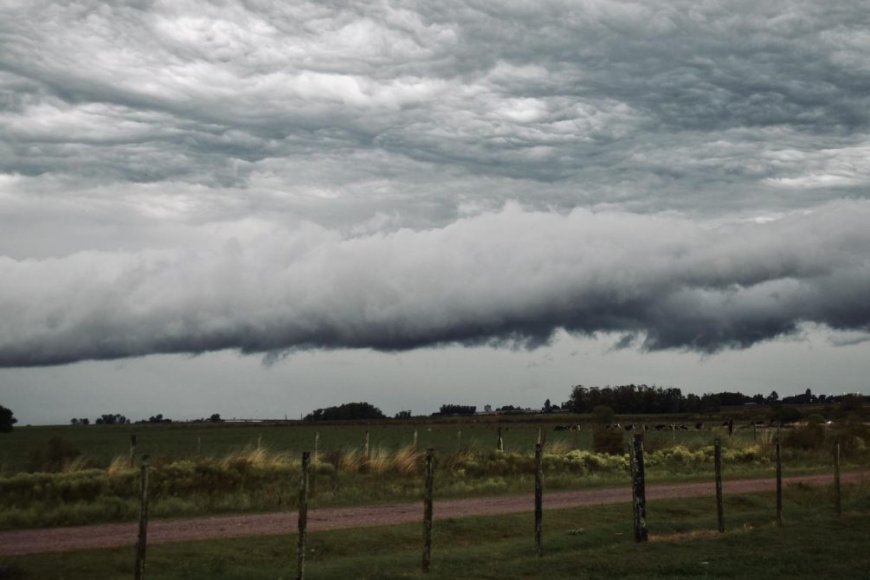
[305,402,386,421]
[0,404,17,432]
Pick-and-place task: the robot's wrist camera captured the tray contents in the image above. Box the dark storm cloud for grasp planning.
[1,201,868,367]
[2,1,870,368]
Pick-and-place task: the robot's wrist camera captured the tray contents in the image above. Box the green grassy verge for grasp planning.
[3,482,869,579]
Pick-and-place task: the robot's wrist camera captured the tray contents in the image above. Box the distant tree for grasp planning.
[304,402,386,421]
[209,413,223,423]
[771,406,802,426]
[437,404,477,416]
[543,399,552,413]
[394,410,412,420]
[767,391,779,404]
[0,404,18,432]
[96,413,128,425]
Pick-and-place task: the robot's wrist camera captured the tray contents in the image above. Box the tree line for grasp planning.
[565,384,863,415]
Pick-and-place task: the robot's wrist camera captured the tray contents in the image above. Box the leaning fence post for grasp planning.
[534,442,543,557]
[422,448,434,573]
[775,437,783,527]
[834,436,842,516]
[630,434,648,542]
[296,451,310,580]
[129,434,137,468]
[714,438,724,533]
[134,455,150,580]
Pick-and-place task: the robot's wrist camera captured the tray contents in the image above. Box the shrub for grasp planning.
[27,438,83,473]
[785,424,826,450]
[592,428,625,455]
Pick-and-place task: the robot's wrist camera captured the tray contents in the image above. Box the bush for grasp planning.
[592,428,625,455]
[27,438,82,472]
[784,424,826,450]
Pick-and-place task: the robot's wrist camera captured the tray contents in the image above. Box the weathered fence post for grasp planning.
[313,432,320,464]
[497,427,504,452]
[775,437,783,527]
[129,434,137,468]
[296,451,310,580]
[630,434,648,542]
[714,438,724,533]
[422,448,434,573]
[134,456,150,580]
[537,427,543,446]
[534,442,543,557]
[196,436,201,455]
[834,436,842,516]
[257,433,262,450]
[364,431,370,459]
[457,429,462,451]
[413,427,418,449]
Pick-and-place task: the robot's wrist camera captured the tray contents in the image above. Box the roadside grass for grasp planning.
[1,438,867,530]
[3,483,869,579]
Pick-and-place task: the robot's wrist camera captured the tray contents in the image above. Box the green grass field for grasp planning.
[1,417,866,531]
[3,482,868,579]
[0,417,773,475]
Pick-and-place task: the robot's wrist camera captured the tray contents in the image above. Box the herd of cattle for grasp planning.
[552,420,769,433]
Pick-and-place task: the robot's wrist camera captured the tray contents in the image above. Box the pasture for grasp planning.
[0,415,772,475]
[1,413,867,531]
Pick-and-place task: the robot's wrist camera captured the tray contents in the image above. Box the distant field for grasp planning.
[0,417,763,474]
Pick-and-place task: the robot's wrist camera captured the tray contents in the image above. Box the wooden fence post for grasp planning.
[714,438,724,533]
[413,427,418,449]
[497,427,504,452]
[775,437,783,527]
[534,442,543,557]
[834,436,842,516]
[313,432,319,464]
[630,434,648,542]
[457,429,462,451]
[296,451,310,580]
[134,456,150,580]
[422,448,434,573]
[129,434,137,468]
[364,431,370,459]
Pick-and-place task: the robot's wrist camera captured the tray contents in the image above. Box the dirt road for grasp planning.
[1,471,864,557]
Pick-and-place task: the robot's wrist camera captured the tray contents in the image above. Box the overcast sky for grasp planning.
[2,0,869,425]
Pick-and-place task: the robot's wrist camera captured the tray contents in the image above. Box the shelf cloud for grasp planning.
[2,0,870,375]
[2,201,868,367]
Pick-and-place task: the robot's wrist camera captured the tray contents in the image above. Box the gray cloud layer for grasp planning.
[2,1,870,367]
[2,201,868,367]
